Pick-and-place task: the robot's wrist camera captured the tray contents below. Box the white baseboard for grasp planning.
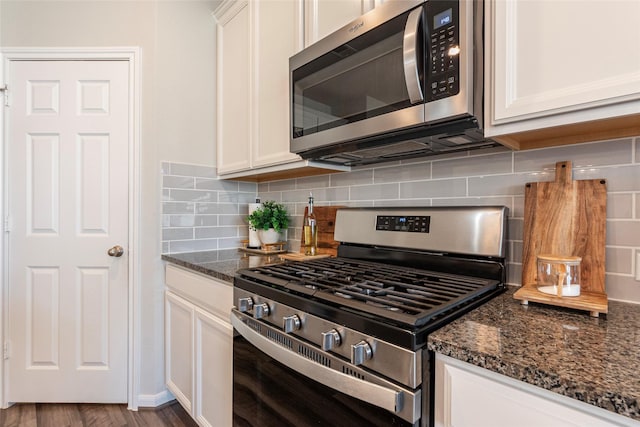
[137,389,176,408]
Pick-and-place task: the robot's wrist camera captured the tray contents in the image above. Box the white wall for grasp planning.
[1,0,218,402]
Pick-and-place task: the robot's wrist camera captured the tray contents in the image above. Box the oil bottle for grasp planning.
[303,192,318,256]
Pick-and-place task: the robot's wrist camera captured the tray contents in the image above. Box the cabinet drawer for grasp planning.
[165,264,233,322]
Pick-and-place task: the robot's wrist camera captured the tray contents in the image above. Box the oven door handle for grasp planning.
[231,311,409,420]
[403,6,424,104]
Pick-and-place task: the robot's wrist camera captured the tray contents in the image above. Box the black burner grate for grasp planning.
[239,257,500,328]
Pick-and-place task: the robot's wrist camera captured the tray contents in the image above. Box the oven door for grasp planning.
[232,310,420,427]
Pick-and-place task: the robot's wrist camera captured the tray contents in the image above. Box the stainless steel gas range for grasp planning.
[232,206,508,427]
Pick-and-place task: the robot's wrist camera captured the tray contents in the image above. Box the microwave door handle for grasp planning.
[403,7,424,104]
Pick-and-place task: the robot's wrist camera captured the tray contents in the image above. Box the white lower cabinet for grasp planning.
[165,292,195,413]
[165,264,233,427]
[434,353,638,427]
[194,306,233,427]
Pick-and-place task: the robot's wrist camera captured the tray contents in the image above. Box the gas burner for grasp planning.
[234,206,507,348]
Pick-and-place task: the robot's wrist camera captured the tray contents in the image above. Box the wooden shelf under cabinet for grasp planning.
[494,114,640,151]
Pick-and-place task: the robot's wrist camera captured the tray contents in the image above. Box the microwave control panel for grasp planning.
[426,0,460,101]
[376,215,431,233]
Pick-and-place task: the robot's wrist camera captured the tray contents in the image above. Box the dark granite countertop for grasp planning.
[161,249,283,283]
[162,252,639,421]
[428,286,640,421]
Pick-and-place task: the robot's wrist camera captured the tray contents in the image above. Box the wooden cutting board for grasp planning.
[299,206,345,257]
[514,161,608,316]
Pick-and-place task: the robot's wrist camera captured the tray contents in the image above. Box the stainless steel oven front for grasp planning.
[231,206,508,427]
[231,303,428,427]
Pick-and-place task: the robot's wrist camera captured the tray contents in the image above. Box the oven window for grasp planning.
[291,7,425,139]
[233,335,414,427]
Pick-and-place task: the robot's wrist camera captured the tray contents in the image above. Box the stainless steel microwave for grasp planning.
[289,0,498,166]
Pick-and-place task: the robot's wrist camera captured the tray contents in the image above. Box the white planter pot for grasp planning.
[258,228,280,245]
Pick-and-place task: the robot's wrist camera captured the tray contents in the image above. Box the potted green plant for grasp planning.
[247,200,289,245]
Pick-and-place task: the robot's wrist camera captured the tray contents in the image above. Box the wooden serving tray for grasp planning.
[239,240,287,255]
[279,252,331,261]
[514,161,608,317]
[514,287,608,317]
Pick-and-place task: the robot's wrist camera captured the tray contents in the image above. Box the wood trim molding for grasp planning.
[492,113,640,151]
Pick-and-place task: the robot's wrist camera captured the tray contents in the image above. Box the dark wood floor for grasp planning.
[0,401,199,427]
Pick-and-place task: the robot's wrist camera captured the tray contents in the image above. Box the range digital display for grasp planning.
[376,215,430,233]
[434,8,453,29]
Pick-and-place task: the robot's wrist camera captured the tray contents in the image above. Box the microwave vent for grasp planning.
[350,140,428,159]
[446,135,476,145]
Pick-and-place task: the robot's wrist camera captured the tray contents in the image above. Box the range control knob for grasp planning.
[253,303,270,319]
[321,329,342,351]
[238,297,254,313]
[351,341,373,366]
[283,315,301,333]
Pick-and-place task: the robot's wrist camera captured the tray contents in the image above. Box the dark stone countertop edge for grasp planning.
[161,249,285,284]
[427,289,640,421]
[428,340,639,420]
[161,253,236,283]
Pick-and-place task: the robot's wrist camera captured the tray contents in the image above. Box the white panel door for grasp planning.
[7,60,129,402]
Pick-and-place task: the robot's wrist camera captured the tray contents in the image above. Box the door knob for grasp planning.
[108,245,124,257]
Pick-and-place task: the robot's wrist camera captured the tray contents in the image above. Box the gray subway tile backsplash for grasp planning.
[607,220,640,247]
[606,247,633,275]
[513,138,633,172]
[399,178,466,199]
[607,194,634,219]
[374,161,431,183]
[350,183,399,200]
[467,172,541,197]
[162,136,640,302]
[432,152,512,179]
[330,170,373,187]
[166,162,218,179]
[161,162,255,253]
[163,175,195,189]
[162,202,195,215]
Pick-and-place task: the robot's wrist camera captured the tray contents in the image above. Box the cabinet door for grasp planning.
[165,292,194,413]
[252,0,303,168]
[487,0,640,134]
[304,0,371,46]
[435,354,635,427]
[216,1,251,174]
[194,308,233,427]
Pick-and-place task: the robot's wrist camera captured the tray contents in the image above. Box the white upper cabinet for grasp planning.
[216,1,251,175]
[214,0,348,180]
[304,0,378,47]
[485,0,640,148]
[252,0,303,169]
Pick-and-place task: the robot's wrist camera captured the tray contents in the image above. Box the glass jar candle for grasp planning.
[536,254,582,297]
